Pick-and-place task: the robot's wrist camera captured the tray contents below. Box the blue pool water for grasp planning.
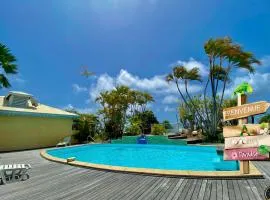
[47,144,239,171]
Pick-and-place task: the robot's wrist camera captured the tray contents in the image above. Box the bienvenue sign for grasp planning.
[223,101,270,121]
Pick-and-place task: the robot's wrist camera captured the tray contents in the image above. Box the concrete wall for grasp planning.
[0,115,74,152]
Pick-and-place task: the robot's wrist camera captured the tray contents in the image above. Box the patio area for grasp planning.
[0,149,270,200]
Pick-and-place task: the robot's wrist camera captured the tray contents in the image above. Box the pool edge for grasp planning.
[40,148,263,179]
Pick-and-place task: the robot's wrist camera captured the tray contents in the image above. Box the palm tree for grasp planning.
[167,37,260,141]
[166,65,203,128]
[0,43,17,88]
[203,37,260,138]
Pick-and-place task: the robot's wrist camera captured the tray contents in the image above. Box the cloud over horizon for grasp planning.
[87,68,202,101]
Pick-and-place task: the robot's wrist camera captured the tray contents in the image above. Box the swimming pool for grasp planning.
[46,144,238,171]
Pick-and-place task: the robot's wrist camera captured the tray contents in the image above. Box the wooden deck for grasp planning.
[0,149,270,200]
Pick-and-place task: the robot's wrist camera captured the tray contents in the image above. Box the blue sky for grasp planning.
[1,0,270,122]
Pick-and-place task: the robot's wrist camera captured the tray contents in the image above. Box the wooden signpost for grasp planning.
[223,101,270,121]
[223,124,260,138]
[224,148,269,161]
[225,135,270,149]
[223,94,270,174]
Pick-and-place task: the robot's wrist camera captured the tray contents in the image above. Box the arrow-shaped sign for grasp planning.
[223,101,270,121]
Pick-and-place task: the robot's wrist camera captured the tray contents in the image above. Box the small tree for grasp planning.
[151,124,166,135]
[162,120,173,130]
[74,113,100,143]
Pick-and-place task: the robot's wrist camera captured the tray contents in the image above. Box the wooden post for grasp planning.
[237,93,250,174]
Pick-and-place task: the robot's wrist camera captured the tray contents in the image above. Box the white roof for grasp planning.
[0,95,78,119]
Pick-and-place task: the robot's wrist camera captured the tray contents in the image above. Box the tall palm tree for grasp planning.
[166,65,203,126]
[203,37,260,137]
[0,43,17,88]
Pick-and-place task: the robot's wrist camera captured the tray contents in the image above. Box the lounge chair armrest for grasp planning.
[25,164,31,169]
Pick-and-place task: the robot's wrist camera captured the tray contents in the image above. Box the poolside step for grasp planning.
[214,161,239,171]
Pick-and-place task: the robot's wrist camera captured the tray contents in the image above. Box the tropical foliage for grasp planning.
[96,86,154,139]
[178,95,238,131]
[72,113,100,143]
[259,114,270,123]
[151,124,166,135]
[0,43,17,88]
[167,37,260,141]
[162,120,173,130]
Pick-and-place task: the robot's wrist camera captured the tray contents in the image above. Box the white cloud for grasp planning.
[260,55,270,67]
[116,69,168,91]
[164,106,176,112]
[63,104,94,114]
[174,58,208,77]
[224,72,270,99]
[89,69,202,101]
[90,74,115,101]
[72,84,87,93]
[162,95,179,104]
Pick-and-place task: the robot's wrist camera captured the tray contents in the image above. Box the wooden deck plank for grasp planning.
[171,178,189,200]
[133,177,164,200]
[185,179,198,200]
[237,180,250,200]
[198,179,207,200]
[247,180,263,200]
[151,178,175,200]
[191,179,203,200]
[222,179,229,200]
[177,178,194,199]
[155,178,178,200]
[210,180,217,200]
[0,149,270,200]
[203,180,212,200]
[232,180,242,200]
[117,176,156,200]
[227,180,236,200]
[164,178,185,200]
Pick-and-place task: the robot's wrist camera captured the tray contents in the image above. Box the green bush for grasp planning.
[260,123,269,129]
[151,124,166,135]
[73,113,100,143]
[259,114,270,123]
[125,123,141,136]
[93,132,108,143]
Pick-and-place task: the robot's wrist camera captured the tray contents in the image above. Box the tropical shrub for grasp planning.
[151,124,166,135]
[73,113,100,143]
[96,86,154,139]
[260,123,269,129]
[162,120,173,130]
[259,114,270,123]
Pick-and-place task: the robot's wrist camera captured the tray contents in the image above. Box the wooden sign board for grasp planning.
[225,135,270,149]
[223,124,260,138]
[224,148,269,161]
[223,101,270,121]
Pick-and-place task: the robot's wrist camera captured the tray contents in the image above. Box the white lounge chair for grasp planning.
[56,136,71,147]
[0,164,31,184]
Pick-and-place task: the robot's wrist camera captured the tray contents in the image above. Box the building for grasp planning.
[0,91,79,152]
